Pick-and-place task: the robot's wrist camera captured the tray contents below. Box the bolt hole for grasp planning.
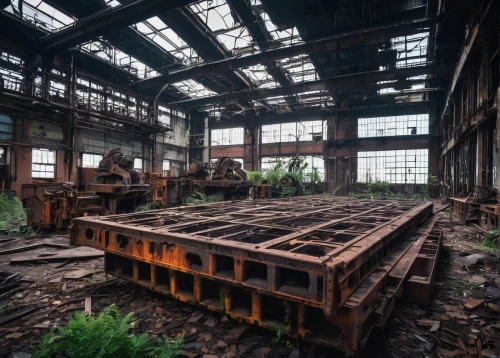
[117,235,129,249]
[85,228,94,241]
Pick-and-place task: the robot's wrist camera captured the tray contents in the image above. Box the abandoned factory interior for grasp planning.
[0,0,500,357]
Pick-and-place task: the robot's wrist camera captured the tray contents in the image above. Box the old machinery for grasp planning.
[152,157,253,207]
[71,196,439,356]
[22,183,102,230]
[23,149,150,230]
[86,149,150,215]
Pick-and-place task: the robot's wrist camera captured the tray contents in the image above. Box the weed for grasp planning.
[33,304,183,358]
[136,201,161,212]
[219,287,225,310]
[247,171,263,185]
[185,192,224,206]
[0,193,26,231]
[268,322,284,343]
[481,230,498,250]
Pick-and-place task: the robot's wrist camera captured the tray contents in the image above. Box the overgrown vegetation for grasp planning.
[264,160,287,186]
[349,181,429,200]
[247,171,263,185]
[33,305,183,358]
[481,230,498,250]
[137,201,161,212]
[0,193,26,231]
[185,192,224,206]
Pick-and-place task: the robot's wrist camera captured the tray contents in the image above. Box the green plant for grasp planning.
[155,335,184,358]
[247,171,263,185]
[0,306,4,313]
[33,304,183,358]
[268,322,284,343]
[264,160,287,186]
[0,193,26,231]
[185,192,224,206]
[137,201,161,212]
[481,230,498,250]
[219,287,225,310]
[281,187,297,197]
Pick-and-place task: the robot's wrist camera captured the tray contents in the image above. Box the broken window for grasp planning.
[261,156,325,182]
[357,149,429,184]
[210,128,244,146]
[82,153,102,168]
[358,114,429,138]
[262,121,325,143]
[133,158,143,173]
[162,160,171,176]
[392,32,429,69]
[32,148,55,179]
[0,52,25,93]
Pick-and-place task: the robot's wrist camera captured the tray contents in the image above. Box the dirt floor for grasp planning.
[0,204,499,358]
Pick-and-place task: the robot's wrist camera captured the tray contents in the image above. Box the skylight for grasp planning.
[81,41,160,79]
[132,17,201,65]
[5,0,75,32]
[171,79,217,99]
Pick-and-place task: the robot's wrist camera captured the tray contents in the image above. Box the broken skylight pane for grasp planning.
[190,0,235,32]
[171,79,217,99]
[14,0,74,32]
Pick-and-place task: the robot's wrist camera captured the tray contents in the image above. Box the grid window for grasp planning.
[163,160,171,176]
[358,114,429,138]
[0,114,13,140]
[261,156,324,182]
[298,120,324,141]
[32,148,55,178]
[357,149,428,184]
[134,158,143,173]
[262,120,325,144]
[158,105,170,126]
[82,153,102,168]
[211,127,244,146]
[261,124,281,144]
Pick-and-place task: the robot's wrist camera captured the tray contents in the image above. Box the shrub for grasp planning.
[247,171,263,185]
[481,230,498,250]
[0,193,26,231]
[33,304,183,358]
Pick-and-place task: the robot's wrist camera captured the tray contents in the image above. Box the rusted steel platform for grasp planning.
[70,196,434,356]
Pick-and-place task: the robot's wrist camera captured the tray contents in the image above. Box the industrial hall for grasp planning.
[0,0,499,357]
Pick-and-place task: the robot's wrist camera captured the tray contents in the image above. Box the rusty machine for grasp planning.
[71,196,441,356]
[22,183,103,230]
[152,157,253,207]
[86,149,150,215]
[23,149,149,230]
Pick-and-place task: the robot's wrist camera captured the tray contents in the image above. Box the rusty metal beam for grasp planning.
[71,196,433,355]
[168,65,435,107]
[131,19,432,90]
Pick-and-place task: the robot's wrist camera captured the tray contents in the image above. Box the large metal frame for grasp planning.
[71,196,433,355]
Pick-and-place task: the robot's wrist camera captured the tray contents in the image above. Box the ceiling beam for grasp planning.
[169,65,434,107]
[132,19,432,90]
[228,0,298,110]
[39,0,196,53]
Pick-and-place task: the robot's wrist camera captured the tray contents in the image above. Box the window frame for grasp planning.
[32,148,56,179]
[82,153,103,168]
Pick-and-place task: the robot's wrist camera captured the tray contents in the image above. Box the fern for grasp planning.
[33,304,183,358]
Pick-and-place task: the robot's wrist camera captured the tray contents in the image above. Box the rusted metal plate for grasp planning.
[71,196,433,354]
